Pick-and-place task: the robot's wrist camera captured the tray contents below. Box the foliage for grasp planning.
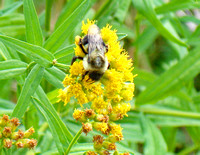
[0,0,200,154]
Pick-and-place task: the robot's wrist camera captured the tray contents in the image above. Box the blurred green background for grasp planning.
[1,0,200,154]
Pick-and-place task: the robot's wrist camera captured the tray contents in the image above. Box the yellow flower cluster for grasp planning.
[58,19,136,154]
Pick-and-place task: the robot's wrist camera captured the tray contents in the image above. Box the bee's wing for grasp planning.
[88,34,106,60]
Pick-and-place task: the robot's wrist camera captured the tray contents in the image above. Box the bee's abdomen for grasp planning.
[89,71,103,81]
[90,56,104,68]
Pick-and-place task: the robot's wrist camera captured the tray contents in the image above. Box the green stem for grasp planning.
[137,106,200,119]
[65,128,82,155]
[54,63,70,70]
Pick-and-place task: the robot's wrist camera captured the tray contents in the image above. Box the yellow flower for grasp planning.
[101,24,118,44]
[62,75,75,86]
[112,102,131,117]
[69,61,85,76]
[120,83,135,101]
[91,97,109,115]
[73,109,86,122]
[74,44,85,58]
[82,19,96,35]
[110,123,123,141]
[93,122,109,135]
[102,69,123,94]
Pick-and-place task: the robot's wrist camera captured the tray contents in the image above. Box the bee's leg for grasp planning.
[71,56,83,65]
[103,42,108,53]
[105,45,108,53]
[107,63,110,69]
[82,71,89,80]
[76,35,88,55]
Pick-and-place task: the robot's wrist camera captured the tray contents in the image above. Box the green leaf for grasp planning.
[117,33,128,41]
[45,0,53,31]
[114,0,131,23]
[43,0,89,53]
[66,128,82,154]
[139,113,167,155]
[0,35,54,68]
[44,66,65,88]
[0,42,12,60]
[155,0,200,14]
[35,86,73,143]
[0,1,23,16]
[132,0,187,47]
[136,46,200,105]
[0,60,27,80]
[94,0,119,27]
[12,65,44,119]
[54,44,75,59]
[55,0,85,29]
[31,97,67,154]
[24,0,43,46]
[134,25,158,53]
[0,98,15,109]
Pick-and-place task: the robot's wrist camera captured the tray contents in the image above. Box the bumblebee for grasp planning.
[71,24,109,81]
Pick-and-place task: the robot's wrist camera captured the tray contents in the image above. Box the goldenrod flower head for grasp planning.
[58,19,136,154]
[0,115,37,150]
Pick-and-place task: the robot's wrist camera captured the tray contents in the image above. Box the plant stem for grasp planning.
[65,128,82,155]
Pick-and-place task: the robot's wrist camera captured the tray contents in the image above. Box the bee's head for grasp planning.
[90,56,105,68]
[88,24,100,35]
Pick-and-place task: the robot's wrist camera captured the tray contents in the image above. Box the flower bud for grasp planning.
[102,141,116,150]
[85,109,96,119]
[85,151,98,155]
[3,127,12,137]
[15,141,24,148]
[3,139,12,149]
[0,115,9,126]
[93,122,110,135]
[10,118,20,131]
[93,135,104,150]
[11,129,24,140]
[23,139,37,149]
[73,109,87,122]
[24,127,35,138]
[95,114,109,123]
[82,123,92,135]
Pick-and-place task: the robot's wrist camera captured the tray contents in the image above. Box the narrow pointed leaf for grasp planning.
[0,42,12,60]
[140,113,167,155]
[0,35,54,68]
[24,0,43,46]
[0,1,23,16]
[31,97,68,154]
[12,65,44,119]
[54,44,75,59]
[132,0,187,47]
[55,0,84,29]
[136,46,200,105]
[0,60,27,80]
[35,86,73,142]
[43,0,89,53]
[44,66,65,88]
